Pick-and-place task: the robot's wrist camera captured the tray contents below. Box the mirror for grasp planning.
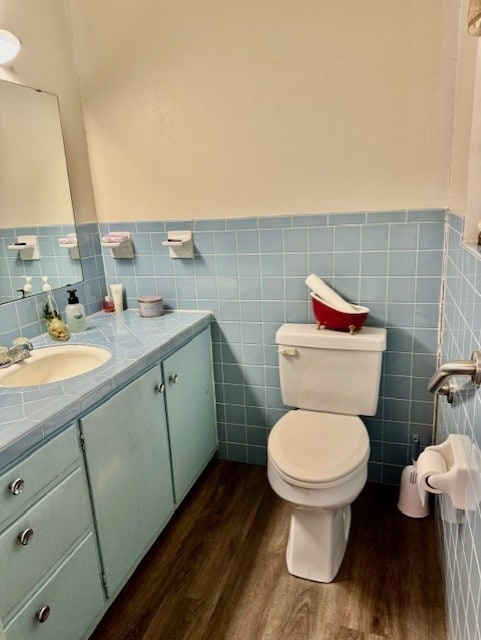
[0,79,83,304]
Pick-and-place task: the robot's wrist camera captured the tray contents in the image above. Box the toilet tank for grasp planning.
[276,324,387,416]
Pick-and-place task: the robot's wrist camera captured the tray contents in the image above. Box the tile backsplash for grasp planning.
[100,208,444,483]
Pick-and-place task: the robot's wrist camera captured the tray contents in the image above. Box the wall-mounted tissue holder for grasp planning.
[428,351,481,404]
[417,435,480,511]
[58,233,80,259]
[101,232,135,259]
[7,235,41,260]
[162,231,194,259]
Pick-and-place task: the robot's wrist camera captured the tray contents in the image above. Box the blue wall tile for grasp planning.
[362,224,389,250]
[308,227,333,252]
[334,226,361,251]
[259,229,283,252]
[389,251,418,276]
[406,208,445,222]
[226,217,258,230]
[292,214,327,228]
[418,222,445,250]
[367,210,407,224]
[328,212,366,226]
[258,215,291,229]
[361,252,388,276]
[284,228,308,253]
[389,223,419,249]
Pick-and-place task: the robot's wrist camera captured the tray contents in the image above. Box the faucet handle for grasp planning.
[0,346,11,367]
[13,337,33,350]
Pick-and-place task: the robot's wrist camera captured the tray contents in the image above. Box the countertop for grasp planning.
[0,309,213,470]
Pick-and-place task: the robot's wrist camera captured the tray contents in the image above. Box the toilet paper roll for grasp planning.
[304,274,356,313]
[416,450,448,506]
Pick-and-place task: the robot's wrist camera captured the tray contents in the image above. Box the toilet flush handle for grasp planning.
[278,347,297,357]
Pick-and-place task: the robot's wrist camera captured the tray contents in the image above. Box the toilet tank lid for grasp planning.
[276,324,386,351]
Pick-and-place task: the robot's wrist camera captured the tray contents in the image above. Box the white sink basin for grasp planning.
[0,345,111,387]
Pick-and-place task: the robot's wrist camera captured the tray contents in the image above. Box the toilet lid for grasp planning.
[268,410,369,485]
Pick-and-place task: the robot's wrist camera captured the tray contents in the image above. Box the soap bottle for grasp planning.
[103,296,115,312]
[65,289,87,332]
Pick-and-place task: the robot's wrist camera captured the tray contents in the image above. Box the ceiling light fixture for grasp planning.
[0,29,21,64]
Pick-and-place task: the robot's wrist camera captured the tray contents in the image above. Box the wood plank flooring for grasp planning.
[89,460,447,640]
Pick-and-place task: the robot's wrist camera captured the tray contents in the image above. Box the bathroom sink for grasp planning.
[0,344,111,387]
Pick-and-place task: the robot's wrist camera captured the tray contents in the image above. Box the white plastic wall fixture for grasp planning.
[162,231,194,259]
[7,235,41,260]
[417,435,481,511]
[100,232,134,258]
[58,234,80,259]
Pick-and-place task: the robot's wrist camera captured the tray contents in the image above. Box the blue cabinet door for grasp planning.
[163,328,217,504]
[80,366,174,597]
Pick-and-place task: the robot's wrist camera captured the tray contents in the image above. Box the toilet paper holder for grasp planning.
[417,435,472,510]
[428,351,481,403]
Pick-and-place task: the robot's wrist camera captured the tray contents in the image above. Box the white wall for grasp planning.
[449,0,481,243]
[69,0,459,222]
[0,0,97,224]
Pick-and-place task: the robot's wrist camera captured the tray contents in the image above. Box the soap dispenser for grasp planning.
[65,289,87,332]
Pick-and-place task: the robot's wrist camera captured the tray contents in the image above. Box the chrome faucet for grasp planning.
[0,338,33,368]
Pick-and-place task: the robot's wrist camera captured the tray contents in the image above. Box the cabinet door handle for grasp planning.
[168,374,178,384]
[18,527,34,545]
[36,606,51,623]
[9,478,25,495]
[154,383,165,393]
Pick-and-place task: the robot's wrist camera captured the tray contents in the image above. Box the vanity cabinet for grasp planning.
[0,426,104,640]
[79,327,217,598]
[0,322,216,639]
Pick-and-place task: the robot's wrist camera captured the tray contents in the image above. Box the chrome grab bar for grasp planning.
[428,351,481,397]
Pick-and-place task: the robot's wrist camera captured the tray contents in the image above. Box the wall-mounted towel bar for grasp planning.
[428,351,481,403]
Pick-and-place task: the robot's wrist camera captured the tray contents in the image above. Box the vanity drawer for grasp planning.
[0,466,91,620]
[0,426,80,528]
[5,533,104,640]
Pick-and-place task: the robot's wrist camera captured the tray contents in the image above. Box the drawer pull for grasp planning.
[36,606,51,623]
[9,478,25,495]
[154,383,165,393]
[168,373,179,384]
[18,527,34,545]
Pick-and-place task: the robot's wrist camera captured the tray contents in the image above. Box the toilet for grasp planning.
[267,323,386,583]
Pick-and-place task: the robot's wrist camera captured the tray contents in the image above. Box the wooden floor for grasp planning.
[89,460,447,640]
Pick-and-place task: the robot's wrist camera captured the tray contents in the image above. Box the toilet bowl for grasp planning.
[268,409,369,582]
[268,323,386,583]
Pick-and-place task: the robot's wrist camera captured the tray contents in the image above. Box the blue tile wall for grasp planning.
[0,210,445,485]
[0,222,105,345]
[437,212,481,640]
[101,209,445,483]
[5,207,480,635]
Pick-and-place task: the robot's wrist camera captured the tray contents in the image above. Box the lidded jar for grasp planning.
[138,295,164,318]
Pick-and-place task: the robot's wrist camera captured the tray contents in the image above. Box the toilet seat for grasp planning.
[268,410,370,489]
